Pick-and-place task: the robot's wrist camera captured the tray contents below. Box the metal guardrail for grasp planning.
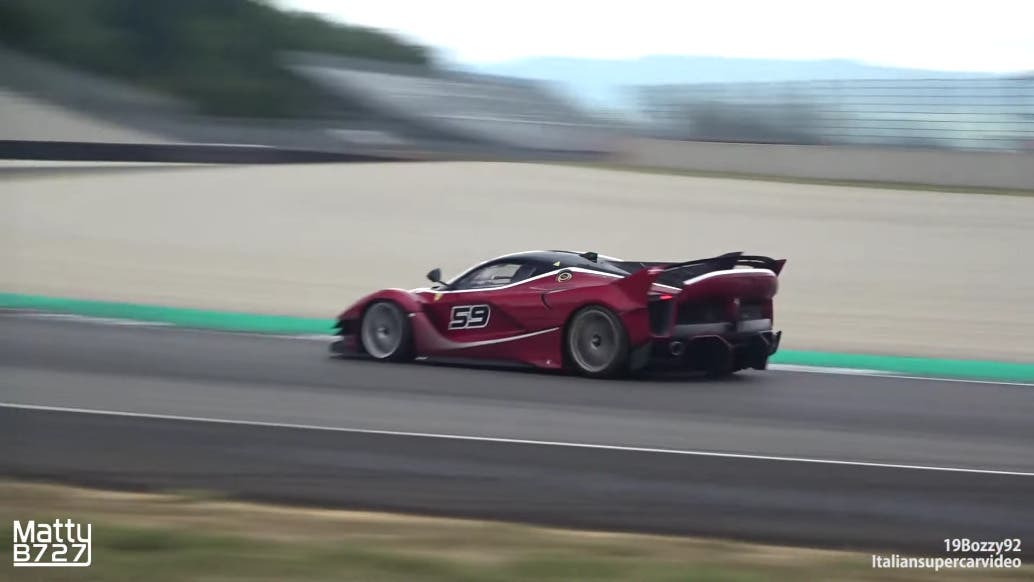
[636,78,1034,151]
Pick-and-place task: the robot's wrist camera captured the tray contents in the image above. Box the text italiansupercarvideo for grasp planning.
[871,554,1022,571]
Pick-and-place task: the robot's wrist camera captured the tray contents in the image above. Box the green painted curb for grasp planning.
[3,292,1033,382]
[769,350,1034,383]
[0,293,335,335]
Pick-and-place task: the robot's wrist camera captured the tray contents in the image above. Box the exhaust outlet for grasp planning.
[669,341,685,356]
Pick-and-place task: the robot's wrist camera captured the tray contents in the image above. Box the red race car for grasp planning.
[332,250,785,377]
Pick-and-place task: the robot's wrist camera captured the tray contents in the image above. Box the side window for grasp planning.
[452,262,543,290]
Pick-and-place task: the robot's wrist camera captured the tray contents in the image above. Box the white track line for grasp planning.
[14,312,173,327]
[768,364,887,375]
[801,372,1034,388]
[3,402,1032,477]
[769,364,1034,387]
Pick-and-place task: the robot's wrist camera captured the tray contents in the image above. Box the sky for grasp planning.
[280,0,1033,72]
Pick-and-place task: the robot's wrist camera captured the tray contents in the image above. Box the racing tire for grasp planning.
[565,306,629,378]
[359,301,414,362]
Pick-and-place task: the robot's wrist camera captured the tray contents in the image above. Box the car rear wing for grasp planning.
[660,251,784,274]
[633,252,784,289]
[611,252,784,276]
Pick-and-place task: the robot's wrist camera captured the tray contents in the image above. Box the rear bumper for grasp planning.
[641,330,782,373]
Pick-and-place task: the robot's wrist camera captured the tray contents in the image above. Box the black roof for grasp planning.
[496,250,631,276]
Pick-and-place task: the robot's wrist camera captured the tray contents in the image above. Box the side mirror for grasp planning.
[426,268,443,285]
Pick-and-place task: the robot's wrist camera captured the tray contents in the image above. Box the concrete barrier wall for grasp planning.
[0,140,417,164]
[622,138,1034,190]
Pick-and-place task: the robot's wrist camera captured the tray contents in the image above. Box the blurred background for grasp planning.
[3,2,1034,580]
[1,0,1030,159]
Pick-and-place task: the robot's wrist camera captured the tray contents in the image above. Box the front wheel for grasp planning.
[565,306,629,378]
[359,301,414,362]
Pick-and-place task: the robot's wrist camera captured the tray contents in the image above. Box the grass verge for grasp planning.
[2,481,1031,581]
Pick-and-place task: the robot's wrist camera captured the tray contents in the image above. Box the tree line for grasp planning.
[0,0,432,116]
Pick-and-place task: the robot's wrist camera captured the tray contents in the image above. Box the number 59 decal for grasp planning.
[449,304,491,329]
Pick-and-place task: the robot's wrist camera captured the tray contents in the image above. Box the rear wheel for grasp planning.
[566,306,629,378]
[359,301,414,362]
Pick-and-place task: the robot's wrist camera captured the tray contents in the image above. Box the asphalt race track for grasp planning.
[2,314,1033,551]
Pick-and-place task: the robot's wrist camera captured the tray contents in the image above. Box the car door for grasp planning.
[422,261,551,346]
